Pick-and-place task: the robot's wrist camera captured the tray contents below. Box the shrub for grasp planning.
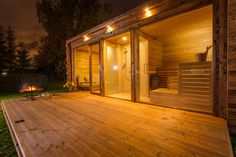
[0,73,47,93]
[0,74,20,92]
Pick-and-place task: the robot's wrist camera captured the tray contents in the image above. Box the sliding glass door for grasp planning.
[139,36,150,102]
[103,32,131,100]
[90,43,100,94]
[74,45,90,91]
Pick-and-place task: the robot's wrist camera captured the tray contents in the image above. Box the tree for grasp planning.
[35,0,111,80]
[16,42,31,71]
[34,36,55,80]
[5,26,16,71]
[0,26,6,72]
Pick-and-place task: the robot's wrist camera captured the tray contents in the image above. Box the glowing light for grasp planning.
[1,72,7,76]
[83,35,89,41]
[122,36,127,41]
[21,85,41,92]
[145,8,152,17]
[28,86,36,91]
[106,25,113,33]
[113,65,118,71]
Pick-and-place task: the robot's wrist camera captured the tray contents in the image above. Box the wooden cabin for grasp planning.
[66,0,236,133]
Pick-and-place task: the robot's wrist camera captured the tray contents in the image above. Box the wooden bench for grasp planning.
[150,66,179,107]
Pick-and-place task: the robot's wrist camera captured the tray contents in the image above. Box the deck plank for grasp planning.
[1,92,233,157]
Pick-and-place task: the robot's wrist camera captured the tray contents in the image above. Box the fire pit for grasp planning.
[20,84,44,100]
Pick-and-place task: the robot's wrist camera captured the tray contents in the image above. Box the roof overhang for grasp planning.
[66,0,212,48]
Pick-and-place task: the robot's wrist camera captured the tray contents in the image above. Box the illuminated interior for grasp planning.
[72,5,213,112]
[104,32,131,100]
[74,45,90,91]
[138,5,213,112]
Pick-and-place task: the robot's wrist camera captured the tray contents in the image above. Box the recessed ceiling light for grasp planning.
[145,8,152,17]
[106,25,113,33]
[83,35,89,41]
[122,36,127,41]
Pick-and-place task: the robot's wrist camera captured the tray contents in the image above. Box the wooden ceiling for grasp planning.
[76,44,99,53]
[106,32,130,45]
[140,5,213,65]
[140,5,212,38]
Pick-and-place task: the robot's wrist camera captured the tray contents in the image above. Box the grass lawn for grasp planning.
[0,107,18,157]
[0,95,19,157]
[231,134,236,156]
[41,81,66,93]
[0,81,66,156]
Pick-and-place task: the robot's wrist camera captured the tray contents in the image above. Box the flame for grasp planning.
[20,84,43,93]
[28,86,36,91]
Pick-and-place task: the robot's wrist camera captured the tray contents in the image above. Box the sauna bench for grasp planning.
[150,88,179,108]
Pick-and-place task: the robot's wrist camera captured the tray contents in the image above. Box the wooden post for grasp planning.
[219,0,228,118]
[100,40,105,96]
[213,0,228,118]
[130,28,139,102]
[89,45,92,93]
[135,30,140,102]
[228,0,236,133]
[130,28,135,102]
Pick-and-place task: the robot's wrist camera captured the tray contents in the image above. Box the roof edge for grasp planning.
[66,0,155,44]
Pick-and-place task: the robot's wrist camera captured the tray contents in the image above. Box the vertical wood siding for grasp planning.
[228,0,236,133]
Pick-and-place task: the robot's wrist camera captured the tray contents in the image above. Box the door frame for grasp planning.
[89,42,101,95]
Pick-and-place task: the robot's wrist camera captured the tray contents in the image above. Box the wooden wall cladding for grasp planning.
[228,0,236,133]
[148,39,163,73]
[178,62,212,113]
[158,6,212,66]
[167,76,178,90]
[91,50,100,91]
[156,66,178,88]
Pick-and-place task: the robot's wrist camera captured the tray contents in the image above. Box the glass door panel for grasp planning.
[91,44,100,94]
[74,45,90,91]
[139,36,150,102]
[104,32,131,100]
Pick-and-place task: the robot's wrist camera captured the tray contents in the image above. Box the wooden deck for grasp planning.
[1,92,233,157]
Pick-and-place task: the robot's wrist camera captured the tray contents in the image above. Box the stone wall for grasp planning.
[66,44,72,82]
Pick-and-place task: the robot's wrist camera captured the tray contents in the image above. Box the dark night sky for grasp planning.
[0,0,147,44]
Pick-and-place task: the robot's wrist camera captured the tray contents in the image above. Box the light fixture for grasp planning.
[1,71,7,76]
[145,8,152,17]
[83,35,89,41]
[113,65,118,71]
[106,25,113,33]
[122,36,127,41]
